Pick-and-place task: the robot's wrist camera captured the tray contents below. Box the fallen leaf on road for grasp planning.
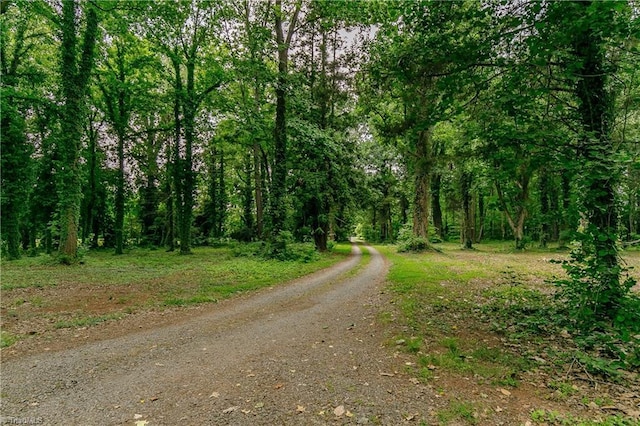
[134,414,143,420]
[241,409,251,414]
[274,383,284,389]
[499,388,511,396]
[297,405,306,413]
[134,421,148,426]
[334,405,346,416]
[346,410,354,418]
[209,392,220,398]
[255,402,264,408]
[222,406,239,414]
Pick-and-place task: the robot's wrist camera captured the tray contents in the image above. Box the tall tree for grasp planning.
[554,1,636,319]
[362,0,493,242]
[0,0,37,259]
[97,31,130,254]
[269,0,301,241]
[144,0,225,254]
[55,0,100,260]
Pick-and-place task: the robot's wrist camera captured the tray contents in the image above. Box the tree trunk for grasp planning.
[557,171,572,247]
[431,173,444,239]
[57,1,99,260]
[412,130,431,239]
[0,104,28,260]
[538,168,550,248]
[217,149,226,237]
[270,0,300,240]
[164,134,176,252]
[82,119,98,246]
[476,191,485,242]
[460,169,474,249]
[242,153,254,236]
[271,42,288,236]
[572,1,623,315]
[140,122,161,246]
[253,142,264,238]
[549,175,560,241]
[495,177,529,250]
[170,54,183,252]
[178,59,197,255]
[114,131,125,255]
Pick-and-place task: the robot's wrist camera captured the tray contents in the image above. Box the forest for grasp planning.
[2,2,640,329]
[2,1,640,423]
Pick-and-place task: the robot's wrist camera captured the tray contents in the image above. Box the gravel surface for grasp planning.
[1,245,439,425]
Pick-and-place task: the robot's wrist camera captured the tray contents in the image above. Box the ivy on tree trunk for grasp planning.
[569,0,626,318]
[57,0,99,261]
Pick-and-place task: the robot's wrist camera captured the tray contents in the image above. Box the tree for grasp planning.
[143,0,225,254]
[551,1,637,321]
[362,0,494,243]
[269,0,301,242]
[55,0,100,260]
[0,0,38,259]
[222,0,275,240]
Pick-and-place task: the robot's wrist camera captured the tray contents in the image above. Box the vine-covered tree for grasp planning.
[55,0,100,260]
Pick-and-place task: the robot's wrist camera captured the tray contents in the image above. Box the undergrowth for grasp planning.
[379,242,639,424]
[483,282,640,377]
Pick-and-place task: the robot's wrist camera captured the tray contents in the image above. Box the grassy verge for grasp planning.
[1,242,353,344]
[377,242,640,425]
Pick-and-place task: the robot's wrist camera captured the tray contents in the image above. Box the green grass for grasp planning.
[1,242,354,342]
[54,313,125,329]
[2,243,352,295]
[530,409,637,425]
[376,243,551,385]
[377,241,640,424]
[437,400,478,425]
[1,331,19,348]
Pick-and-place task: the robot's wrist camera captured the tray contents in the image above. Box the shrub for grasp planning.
[396,224,432,253]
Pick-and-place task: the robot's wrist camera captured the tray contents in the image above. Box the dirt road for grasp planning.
[1,245,438,425]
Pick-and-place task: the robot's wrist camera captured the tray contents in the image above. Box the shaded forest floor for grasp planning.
[1,241,639,425]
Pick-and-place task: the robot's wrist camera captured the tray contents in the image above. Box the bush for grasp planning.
[257,231,320,262]
[396,224,432,253]
[397,236,431,253]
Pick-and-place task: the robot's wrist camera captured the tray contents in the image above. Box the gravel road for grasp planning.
[1,245,438,425]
